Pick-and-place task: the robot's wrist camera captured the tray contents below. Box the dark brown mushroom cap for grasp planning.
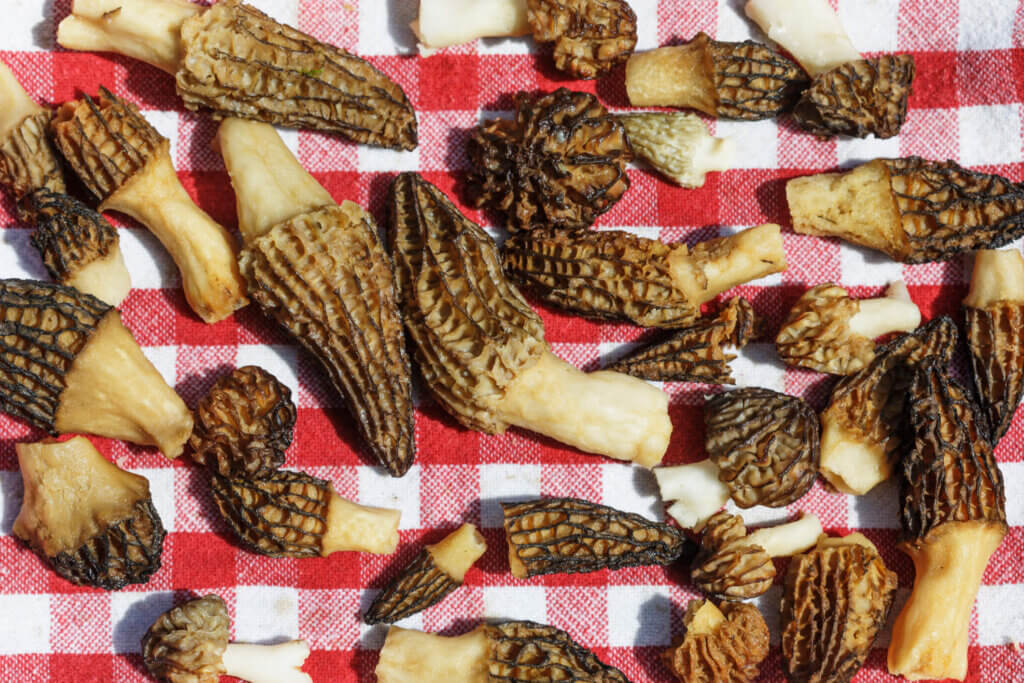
[467,88,631,232]
[142,594,230,683]
[901,358,1007,543]
[965,302,1024,443]
[705,33,808,120]
[704,387,819,508]
[794,55,915,139]
[663,601,770,683]
[526,0,637,79]
[0,109,65,206]
[364,549,459,625]
[486,620,630,682]
[24,190,119,286]
[189,365,296,478]
[775,283,873,375]
[691,511,775,600]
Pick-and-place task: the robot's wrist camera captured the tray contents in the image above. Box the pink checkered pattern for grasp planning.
[0,0,1022,681]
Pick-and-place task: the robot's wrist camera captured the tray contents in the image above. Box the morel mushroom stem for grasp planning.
[377,627,489,682]
[413,0,530,50]
[964,249,1024,309]
[0,60,41,135]
[219,640,313,683]
[322,492,402,555]
[669,223,786,305]
[744,0,860,76]
[655,460,731,529]
[57,0,201,75]
[849,281,921,339]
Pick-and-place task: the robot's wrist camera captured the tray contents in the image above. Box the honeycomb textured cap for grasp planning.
[486,620,630,682]
[0,109,66,207]
[965,302,1024,444]
[364,550,458,625]
[25,190,119,285]
[663,600,770,683]
[691,511,775,599]
[526,0,637,79]
[776,283,874,375]
[142,594,230,683]
[706,33,808,120]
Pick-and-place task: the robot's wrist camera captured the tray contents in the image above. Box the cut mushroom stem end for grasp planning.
[220,641,313,683]
[0,61,42,135]
[412,0,529,51]
[819,417,890,495]
[744,0,860,76]
[377,627,489,683]
[736,513,823,557]
[964,249,1024,308]
[655,460,731,530]
[321,490,401,555]
[849,281,921,339]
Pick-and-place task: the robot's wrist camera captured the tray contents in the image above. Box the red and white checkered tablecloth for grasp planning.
[1,0,1023,681]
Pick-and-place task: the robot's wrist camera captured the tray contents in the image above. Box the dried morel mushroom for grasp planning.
[390,173,672,467]
[0,279,193,457]
[691,511,822,600]
[365,523,487,624]
[745,0,861,77]
[888,359,1007,681]
[467,88,631,232]
[211,469,401,557]
[818,316,956,495]
[663,600,769,683]
[776,281,921,375]
[24,190,132,307]
[787,157,1024,264]
[626,33,808,119]
[13,436,165,590]
[376,620,629,683]
[0,61,65,207]
[655,388,818,528]
[502,497,687,579]
[190,365,296,478]
[782,534,898,683]
[794,55,915,139]
[502,224,786,329]
[964,249,1024,444]
[219,119,415,477]
[619,112,736,188]
[142,594,312,683]
[52,88,247,323]
[606,297,757,383]
[58,0,417,150]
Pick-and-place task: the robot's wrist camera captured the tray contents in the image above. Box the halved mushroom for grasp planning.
[0,279,193,457]
[787,157,1024,263]
[52,88,247,323]
[57,0,417,149]
[776,281,921,375]
[502,224,787,328]
[142,594,312,683]
[744,0,861,77]
[663,600,769,683]
[626,33,808,119]
[391,172,673,467]
[618,112,736,188]
[656,388,819,529]
[376,620,629,683]
[14,436,165,589]
[963,249,1024,443]
[0,60,65,204]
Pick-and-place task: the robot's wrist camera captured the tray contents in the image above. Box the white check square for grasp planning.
[0,595,49,654]
[607,586,671,647]
[235,586,300,643]
[959,105,1023,166]
[479,464,542,528]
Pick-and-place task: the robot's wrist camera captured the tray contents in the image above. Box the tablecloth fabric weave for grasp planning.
[0,0,1022,681]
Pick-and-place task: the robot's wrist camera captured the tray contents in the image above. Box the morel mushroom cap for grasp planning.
[527,0,637,79]
[606,297,757,383]
[819,316,957,495]
[619,112,736,188]
[963,249,1024,443]
[744,0,861,77]
[776,281,921,375]
[0,61,65,205]
[782,534,898,683]
[794,55,915,139]
[787,157,1024,264]
[13,436,165,590]
[0,279,193,457]
[503,497,689,579]
[467,88,631,232]
[625,33,808,119]
[663,600,770,683]
[190,365,296,478]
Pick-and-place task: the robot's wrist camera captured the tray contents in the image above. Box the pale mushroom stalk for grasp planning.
[219,640,313,683]
[964,249,1024,309]
[655,460,731,529]
[619,113,736,188]
[848,281,921,339]
[668,224,786,305]
[0,60,40,135]
[413,0,530,50]
[744,0,860,76]
[322,493,402,555]
[377,627,490,683]
[733,513,823,557]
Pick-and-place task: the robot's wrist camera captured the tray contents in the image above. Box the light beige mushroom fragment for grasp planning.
[619,112,736,188]
[744,0,860,76]
[412,0,530,51]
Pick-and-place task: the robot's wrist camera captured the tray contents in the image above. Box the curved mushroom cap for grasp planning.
[190,365,296,478]
[691,511,775,600]
[526,0,637,79]
[467,88,631,232]
[776,283,874,375]
[965,302,1024,444]
[663,600,770,683]
[142,594,230,683]
[705,387,819,508]
[487,620,630,682]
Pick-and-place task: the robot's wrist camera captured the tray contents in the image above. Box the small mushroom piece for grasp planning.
[391,172,672,467]
[793,55,915,139]
[142,594,312,683]
[776,281,922,375]
[211,470,401,557]
[503,498,689,579]
[819,316,956,495]
[888,359,1007,681]
[963,249,1024,443]
[467,88,631,232]
[13,436,165,590]
[58,0,417,150]
[606,297,757,383]
[502,224,787,328]
[52,88,248,323]
[376,620,629,683]
[626,33,808,119]
[412,0,531,50]
[786,157,1024,264]
[692,511,823,600]
[0,60,65,205]
[189,365,296,479]
[365,523,487,624]
[23,190,131,307]
[618,112,736,188]
[663,599,769,683]
[0,279,193,457]
[744,0,861,77]
[782,534,898,683]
